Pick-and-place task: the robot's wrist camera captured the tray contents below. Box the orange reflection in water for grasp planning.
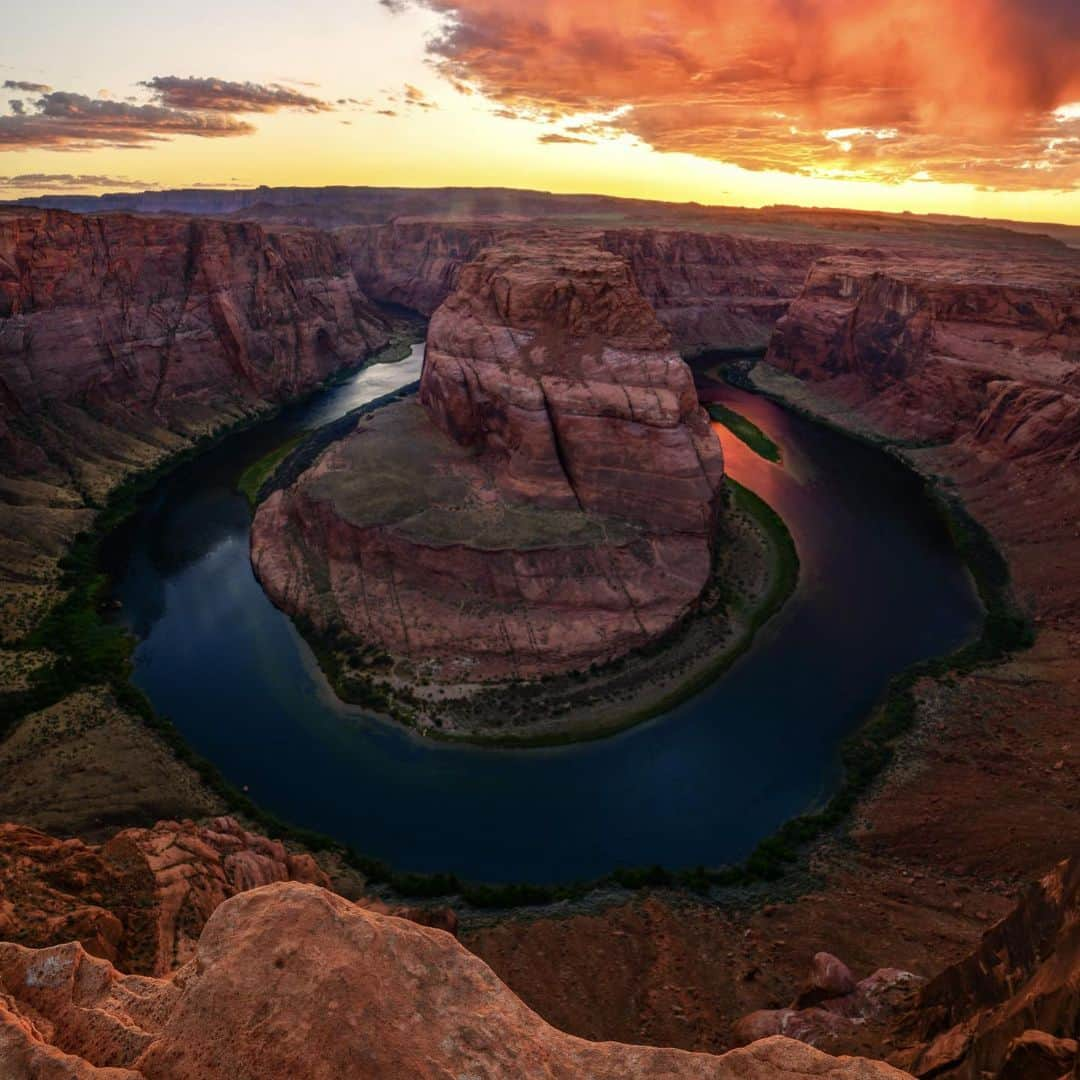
[709,419,786,510]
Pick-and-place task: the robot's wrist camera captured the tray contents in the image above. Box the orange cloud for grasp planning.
[404,0,1080,189]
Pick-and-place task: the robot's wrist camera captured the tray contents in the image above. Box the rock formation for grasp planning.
[0,208,390,614]
[733,953,924,1055]
[889,856,1080,1078]
[0,818,327,976]
[765,251,1080,455]
[339,220,822,353]
[251,236,725,684]
[0,880,911,1079]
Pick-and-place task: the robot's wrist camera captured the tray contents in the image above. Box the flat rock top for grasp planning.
[303,398,640,550]
[811,249,1080,291]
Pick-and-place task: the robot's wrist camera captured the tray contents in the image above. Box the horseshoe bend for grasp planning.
[249,236,763,740]
[0,179,1078,1080]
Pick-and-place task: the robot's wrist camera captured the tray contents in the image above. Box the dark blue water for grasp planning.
[104,351,981,884]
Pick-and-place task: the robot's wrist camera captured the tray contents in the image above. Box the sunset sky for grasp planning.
[3,0,1080,223]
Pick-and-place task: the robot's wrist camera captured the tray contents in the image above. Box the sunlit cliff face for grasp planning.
[408,0,1080,191]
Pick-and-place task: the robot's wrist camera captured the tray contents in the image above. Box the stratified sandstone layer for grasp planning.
[338,221,822,353]
[251,237,725,684]
[0,208,389,628]
[890,856,1080,1079]
[0,880,911,1080]
[0,817,327,976]
[765,252,1080,453]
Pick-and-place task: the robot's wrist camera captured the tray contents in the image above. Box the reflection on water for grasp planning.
[105,351,981,884]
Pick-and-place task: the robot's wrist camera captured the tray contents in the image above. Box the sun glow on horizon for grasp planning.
[2,0,1079,226]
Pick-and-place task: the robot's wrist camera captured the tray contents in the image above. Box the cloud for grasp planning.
[538,132,593,144]
[0,74,337,152]
[398,0,1080,190]
[3,80,52,93]
[0,91,254,150]
[141,76,332,113]
[402,84,438,109]
[377,109,398,116]
[0,172,157,190]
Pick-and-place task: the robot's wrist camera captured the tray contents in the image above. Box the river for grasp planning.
[103,346,981,884]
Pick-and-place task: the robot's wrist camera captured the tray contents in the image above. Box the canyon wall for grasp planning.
[890,856,1080,1078]
[764,252,1080,455]
[338,221,822,353]
[251,236,725,687]
[0,209,389,622]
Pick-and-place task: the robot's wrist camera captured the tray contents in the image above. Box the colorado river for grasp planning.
[103,347,981,883]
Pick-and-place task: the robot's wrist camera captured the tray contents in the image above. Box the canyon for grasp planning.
[250,234,731,727]
[0,208,391,635]
[0,186,1078,1078]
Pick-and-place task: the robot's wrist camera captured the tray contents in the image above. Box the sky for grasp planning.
[3,0,1080,224]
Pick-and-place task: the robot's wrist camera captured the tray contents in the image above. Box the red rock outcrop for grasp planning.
[338,220,822,353]
[889,856,1080,1078]
[0,818,327,977]
[0,208,389,601]
[733,953,923,1054]
[0,880,912,1079]
[765,251,1080,456]
[251,236,725,684]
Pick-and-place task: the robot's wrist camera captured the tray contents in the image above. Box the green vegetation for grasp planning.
[237,434,307,506]
[309,474,800,749]
[0,359,1034,912]
[708,403,782,463]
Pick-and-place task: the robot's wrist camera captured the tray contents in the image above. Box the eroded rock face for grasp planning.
[599,228,822,354]
[419,238,725,533]
[0,208,389,601]
[339,220,821,353]
[890,857,1080,1079]
[252,236,725,682]
[0,818,327,977]
[0,881,912,1080]
[765,252,1080,457]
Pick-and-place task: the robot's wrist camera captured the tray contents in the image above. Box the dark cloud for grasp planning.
[0,172,156,190]
[3,80,52,93]
[538,132,593,144]
[0,90,255,150]
[141,76,332,113]
[377,109,398,116]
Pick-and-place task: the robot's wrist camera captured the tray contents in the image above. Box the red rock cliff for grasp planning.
[251,236,725,685]
[338,220,821,353]
[0,209,389,615]
[764,252,1080,457]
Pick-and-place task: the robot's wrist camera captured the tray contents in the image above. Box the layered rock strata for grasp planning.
[0,208,389,620]
[338,221,822,352]
[890,856,1080,1078]
[251,237,725,683]
[0,880,911,1079]
[765,252,1080,455]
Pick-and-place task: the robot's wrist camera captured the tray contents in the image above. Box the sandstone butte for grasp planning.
[250,236,726,682]
[338,219,824,354]
[0,879,911,1080]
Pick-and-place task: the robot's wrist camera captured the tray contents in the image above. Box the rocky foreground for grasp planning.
[0,880,909,1080]
[251,235,725,687]
[3,826,1080,1079]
